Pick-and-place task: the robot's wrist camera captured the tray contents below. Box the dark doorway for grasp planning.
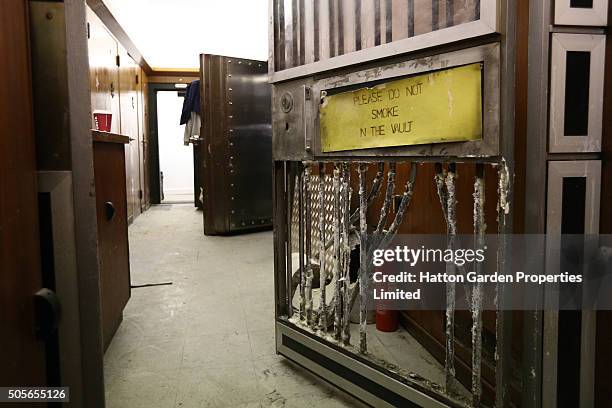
[147,83,200,206]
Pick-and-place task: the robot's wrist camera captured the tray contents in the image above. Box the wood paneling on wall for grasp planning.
[87,8,120,134]
[87,6,150,219]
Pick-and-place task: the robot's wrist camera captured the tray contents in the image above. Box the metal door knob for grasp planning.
[104,201,116,220]
[34,288,61,340]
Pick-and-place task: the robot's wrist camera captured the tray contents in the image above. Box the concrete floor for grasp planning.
[162,192,195,204]
[104,204,365,408]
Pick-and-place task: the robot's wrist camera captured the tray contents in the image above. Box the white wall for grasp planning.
[102,0,268,69]
[157,91,194,200]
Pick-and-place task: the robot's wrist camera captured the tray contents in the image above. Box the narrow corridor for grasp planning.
[103,204,364,407]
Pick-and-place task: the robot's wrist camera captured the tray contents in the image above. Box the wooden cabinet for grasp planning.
[92,130,131,350]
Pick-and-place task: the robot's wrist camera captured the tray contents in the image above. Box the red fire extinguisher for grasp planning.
[376,309,399,332]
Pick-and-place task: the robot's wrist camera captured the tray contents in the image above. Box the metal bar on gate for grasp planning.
[298,168,306,321]
[328,0,336,57]
[299,0,305,66]
[319,0,331,61]
[314,0,320,61]
[318,163,327,330]
[407,0,414,37]
[471,163,486,407]
[434,163,448,220]
[286,164,294,317]
[495,163,512,407]
[445,0,454,28]
[435,162,458,394]
[355,0,362,50]
[333,165,342,340]
[292,0,299,67]
[432,0,439,31]
[341,163,352,345]
[358,163,368,353]
[391,0,408,42]
[275,0,285,71]
[342,0,357,54]
[374,0,381,46]
[304,0,315,64]
[375,163,395,235]
[284,0,294,68]
[361,0,375,50]
[384,0,392,43]
[304,165,314,324]
[336,0,344,55]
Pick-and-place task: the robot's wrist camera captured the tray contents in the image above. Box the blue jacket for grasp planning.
[180,80,201,125]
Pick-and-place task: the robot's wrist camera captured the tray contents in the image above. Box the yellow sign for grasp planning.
[320,63,483,152]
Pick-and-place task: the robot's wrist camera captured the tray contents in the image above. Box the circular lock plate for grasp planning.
[280,92,293,113]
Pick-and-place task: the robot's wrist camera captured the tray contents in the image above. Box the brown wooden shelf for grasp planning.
[91,130,130,144]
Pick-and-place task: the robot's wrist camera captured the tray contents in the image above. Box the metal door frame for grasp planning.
[146,82,195,205]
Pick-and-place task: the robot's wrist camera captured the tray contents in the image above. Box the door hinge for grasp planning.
[86,22,90,39]
[135,74,139,84]
[138,189,143,200]
[116,54,120,67]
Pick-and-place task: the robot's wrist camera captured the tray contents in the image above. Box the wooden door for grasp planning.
[119,47,142,222]
[0,0,47,386]
[140,73,152,209]
[136,67,148,211]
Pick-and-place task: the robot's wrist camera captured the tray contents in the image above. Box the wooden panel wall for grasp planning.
[119,46,142,222]
[87,8,120,134]
[87,6,150,221]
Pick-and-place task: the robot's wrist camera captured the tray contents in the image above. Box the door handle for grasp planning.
[34,288,61,340]
[105,201,116,220]
[303,85,312,152]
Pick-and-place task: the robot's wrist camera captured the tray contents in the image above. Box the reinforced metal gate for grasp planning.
[270,1,609,407]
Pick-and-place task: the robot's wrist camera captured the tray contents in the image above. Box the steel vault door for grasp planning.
[270,1,523,407]
[199,54,273,235]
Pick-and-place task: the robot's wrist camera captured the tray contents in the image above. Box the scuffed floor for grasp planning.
[104,204,365,408]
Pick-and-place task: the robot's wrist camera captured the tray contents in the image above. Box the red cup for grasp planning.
[93,110,112,132]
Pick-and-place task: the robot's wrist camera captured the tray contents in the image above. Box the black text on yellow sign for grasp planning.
[319,63,483,152]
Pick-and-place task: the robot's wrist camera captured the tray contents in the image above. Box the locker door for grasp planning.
[0,0,48,387]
